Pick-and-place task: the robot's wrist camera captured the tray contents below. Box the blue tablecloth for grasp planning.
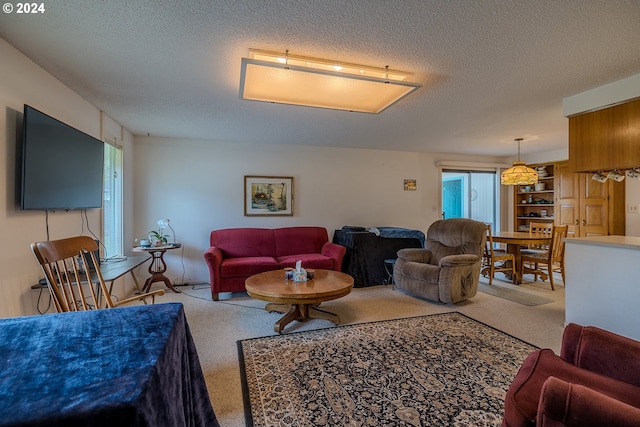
[0,303,219,427]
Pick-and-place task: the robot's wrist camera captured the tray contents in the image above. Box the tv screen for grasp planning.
[21,105,104,210]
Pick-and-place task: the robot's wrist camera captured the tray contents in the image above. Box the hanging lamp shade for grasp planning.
[501,138,538,185]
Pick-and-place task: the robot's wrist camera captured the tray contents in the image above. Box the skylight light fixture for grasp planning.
[239,49,421,113]
[501,138,539,185]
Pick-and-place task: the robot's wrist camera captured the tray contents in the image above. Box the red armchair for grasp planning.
[503,323,640,427]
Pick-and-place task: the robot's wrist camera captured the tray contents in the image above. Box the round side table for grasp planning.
[132,244,182,293]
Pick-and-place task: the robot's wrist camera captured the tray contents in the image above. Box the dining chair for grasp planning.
[481,224,516,285]
[525,221,553,252]
[520,225,568,290]
[32,236,164,312]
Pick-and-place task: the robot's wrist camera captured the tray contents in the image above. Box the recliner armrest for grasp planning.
[397,248,433,264]
[537,376,640,427]
[439,254,479,268]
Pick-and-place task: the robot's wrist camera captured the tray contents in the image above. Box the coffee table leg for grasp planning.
[265,303,342,333]
[308,305,340,324]
[273,305,303,333]
[265,303,289,314]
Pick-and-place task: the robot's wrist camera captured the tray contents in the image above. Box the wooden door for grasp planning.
[579,174,608,236]
[556,162,580,236]
[555,162,608,236]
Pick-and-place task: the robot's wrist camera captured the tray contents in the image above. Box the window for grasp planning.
[102,140,123,259]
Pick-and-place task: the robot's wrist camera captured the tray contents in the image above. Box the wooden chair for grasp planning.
[526,221,553,251]
[520,225,568,290]
[481,224,515,285]
[32,236,164,312]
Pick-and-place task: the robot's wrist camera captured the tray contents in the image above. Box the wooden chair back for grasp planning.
[485,224,498,257]
[482,224,515,285]
[549,225,569,264]
[32,236,110,312]
[32,236,163,312]
[529,222,553,250]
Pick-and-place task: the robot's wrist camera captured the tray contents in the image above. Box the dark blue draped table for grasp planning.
[0,303,219,427]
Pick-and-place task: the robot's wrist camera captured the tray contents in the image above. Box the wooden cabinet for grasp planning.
[568,97,640,172]
[514,163,555,231]
[555,161,625,236]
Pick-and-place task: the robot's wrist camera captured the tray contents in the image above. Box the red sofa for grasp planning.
[204,227,346,301]
[503,323,640,427]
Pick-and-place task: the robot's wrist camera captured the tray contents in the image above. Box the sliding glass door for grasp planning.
[442,169,500,230]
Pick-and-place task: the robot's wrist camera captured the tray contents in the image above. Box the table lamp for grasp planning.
[157,218,176,244]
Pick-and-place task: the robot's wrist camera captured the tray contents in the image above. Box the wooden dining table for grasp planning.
[491,231,552,284]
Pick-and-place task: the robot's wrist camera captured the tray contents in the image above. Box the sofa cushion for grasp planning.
[220,257,279,277]
[277,254,335,270]
[211,228,275,258]
[273,227,329,257]
[504,348,640,426]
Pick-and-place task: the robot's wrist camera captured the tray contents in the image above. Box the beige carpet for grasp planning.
[160,274,565,427]
[478,282,554,306]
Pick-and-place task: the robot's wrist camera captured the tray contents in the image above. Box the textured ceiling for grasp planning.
[1,0,640,156]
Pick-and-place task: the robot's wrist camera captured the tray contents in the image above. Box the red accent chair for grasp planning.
[503,323,640,427]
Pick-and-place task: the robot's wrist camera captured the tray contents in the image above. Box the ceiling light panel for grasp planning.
[240,50,421,114]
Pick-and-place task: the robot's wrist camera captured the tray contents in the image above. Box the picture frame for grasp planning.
[404,179,417,191]
[244,176,294,216]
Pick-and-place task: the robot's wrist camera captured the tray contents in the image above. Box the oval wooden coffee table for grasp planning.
[245,269,354,333]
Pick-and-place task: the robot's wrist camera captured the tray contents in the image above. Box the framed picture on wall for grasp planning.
[244,176,294,216]
[404,179,417,191]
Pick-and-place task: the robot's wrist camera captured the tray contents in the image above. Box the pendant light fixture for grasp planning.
[501,138,538,185]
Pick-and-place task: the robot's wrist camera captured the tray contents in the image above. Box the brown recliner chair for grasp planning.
[393,218,486,304]
[503,323,640,427]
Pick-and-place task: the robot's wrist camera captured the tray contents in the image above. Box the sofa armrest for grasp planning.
[537,376,640,427]
[321,242,347,271]
[397,248,433,264]
[439,254,480,268]
[561,323,640,387]
[203,246,223,298]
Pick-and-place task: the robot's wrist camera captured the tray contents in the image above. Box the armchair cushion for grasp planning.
[402,261,440,285]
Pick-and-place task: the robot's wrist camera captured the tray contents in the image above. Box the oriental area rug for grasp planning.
[238,312,536,427]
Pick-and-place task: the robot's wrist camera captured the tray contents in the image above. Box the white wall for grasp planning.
[131,137,508,285]
[0,38,143,317]
[0,38,106,317]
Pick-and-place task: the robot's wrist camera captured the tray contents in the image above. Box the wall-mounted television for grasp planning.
[20,105,104,210]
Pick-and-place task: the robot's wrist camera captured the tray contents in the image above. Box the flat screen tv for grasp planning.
[20,105,104,210]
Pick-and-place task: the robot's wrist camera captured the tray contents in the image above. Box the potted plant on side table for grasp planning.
[149,229,169,246]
